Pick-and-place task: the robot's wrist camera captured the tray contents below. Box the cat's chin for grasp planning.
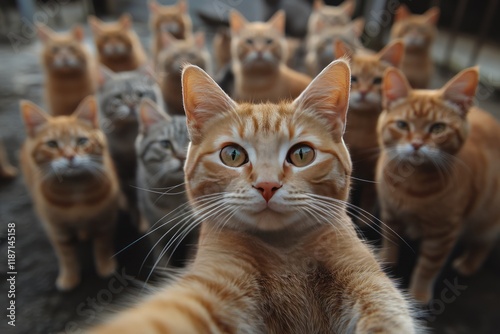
[231,208,305,232]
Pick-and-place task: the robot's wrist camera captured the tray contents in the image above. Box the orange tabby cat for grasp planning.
[0,140,17,179]
[335,39,404,219]
[157,31,211,115]
[149,0,192,65]
[390,5,440,88]
[213,27,232,73]
[20,97,121,291]
[89,14,147,72]
[230,9,312,103]
[308,0,355,34]
[89,61,421,333]
[377,67,500,303]
[36,23,95,116]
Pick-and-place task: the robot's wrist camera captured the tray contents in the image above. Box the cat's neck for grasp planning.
[233,62,281,88]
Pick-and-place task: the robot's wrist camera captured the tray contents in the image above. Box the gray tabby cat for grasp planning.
[136,99,196,267]
[97,66,164,232]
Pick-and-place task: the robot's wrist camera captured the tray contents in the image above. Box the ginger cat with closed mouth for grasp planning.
[36,23,95,117]
[19,97,121,291]
[335,39,405,220]
[390,5,440,88]
[230,9,312,103]
[377,67,500,303]
[89,14,147,72]
[89,60,421,334]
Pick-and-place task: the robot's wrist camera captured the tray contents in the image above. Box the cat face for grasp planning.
[336,39,404,110]
[20,97,107,179]
[230,10,287,72]
[182,60,351,232]
[137,99,189,186]
[98,66,163,125]
[378,67,478,164]
[391,6,440,50]
[158,31,210,75]
[309,0,355,33]
[37,24,88,73]
[89,15,136,58]
[149,0,190,40]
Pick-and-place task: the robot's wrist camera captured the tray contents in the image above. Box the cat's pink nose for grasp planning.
[411,141,424,150]
[253,182,282,202]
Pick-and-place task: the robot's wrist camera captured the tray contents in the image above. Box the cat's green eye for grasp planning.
[159,140,172,149]
[46,140,58,149]
[373,77,382,85]
[396,120,409,131]
[287,144,315,167]
[430,122,446,134]
[76,137,89,146]
[220,145,248,167]
[351,75,358,83]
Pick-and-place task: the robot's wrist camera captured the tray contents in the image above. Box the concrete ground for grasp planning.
[1,1,500,334]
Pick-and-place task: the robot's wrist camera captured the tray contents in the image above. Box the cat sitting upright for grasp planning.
[230,9,312,103]
[89,14,147,72]
[36,23,95,117]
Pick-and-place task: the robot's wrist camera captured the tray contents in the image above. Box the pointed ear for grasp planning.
[177,0,188,13]
[293,59,351,140]
[138,64,156,81]
[229,10,248,35]
[378,39,405,68]
[20,100,50,137]
[72,25,84,42]
[349,17,365,37]
[395,5,411,22]
[36,23,54,43]
[88,15,104,35]
[149,0,160,13]
[340,0,355,17]
[73,96,99,128]
[193,31,206,49]
[160,30,175,49]
[382,67,412,110]
[139,98,171,133]
[425,6,440,25]
[441,67,479,116]
[313,0,324,11]
[268,10,286,35]
[182,65,237,144]
[334,39,352,60]
[97,66,115,87]
[120,14,132,30]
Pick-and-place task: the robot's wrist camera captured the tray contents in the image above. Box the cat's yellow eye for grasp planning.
[46,140,58,149]
[429,122,446,134]
[396,120,409,131]
[220,145,248,167]
[287,144,315,167]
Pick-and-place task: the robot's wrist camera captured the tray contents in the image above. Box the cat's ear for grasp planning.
[441,67,479,116]
[120,14,133,30]
[334,39,352,61]
[73,96,99,128]
[268,10,286,35]
[20,100,50,137]
[350,17,365,37]
[229,10,248,36]
[139,98,171,133]
[88,16,104,35]
[97,65,115,87]
[395,5,411,22]
[72,25,85,42]
[149,0,160,13]
[177,0,188,13]
[194,31,206,49]
[340,0,355,17]
[424,6,440,25]
[36,23,55,43]
[378,39,405,68]
[160,30,175,49]
[313,0,324,11]
[182,65,237,143]
[293,59,351,140]
[382,67,412,110]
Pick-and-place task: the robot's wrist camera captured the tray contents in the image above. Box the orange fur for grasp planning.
[89,14,147,72]
[230,10,312,103]
[377,67,500,303]
[89,61,420,333]
[36,23,95,116]
[308,0,355,33]
[19,97,120,291]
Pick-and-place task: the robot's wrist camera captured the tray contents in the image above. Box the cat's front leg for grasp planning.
[48,229,81,291]
[378,213,402,266]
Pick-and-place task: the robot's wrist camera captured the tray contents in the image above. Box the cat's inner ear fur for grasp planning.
[139,98,171,133]
[229,10,248,36]
[20,100,50,137]
[36,23,55,43]
[182,65,237,143]
[293,59,351,140]
[88,16,104,35]
[441,67,479,116]
[382,67,412,110]
[378,40,405,68]
[73,96,99,128]
[267,10,286,35]
[395,4,411,22]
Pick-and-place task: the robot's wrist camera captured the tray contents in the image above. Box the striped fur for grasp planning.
[377,67,500,303]
[90,61,420,333]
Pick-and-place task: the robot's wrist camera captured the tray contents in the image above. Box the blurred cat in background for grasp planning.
[230,9,311,103]
[97,66,163,232]
[377,67,500,303]
[149,0,192,65]
[36,23,95,117]
[89,14,147,72]
[157,31,211,115]
[212,27,232,74]
[0,140,17,179]
[308,0,355,34]
[19,97,120,291]
[390,5,440,88]
[136,99,196,267]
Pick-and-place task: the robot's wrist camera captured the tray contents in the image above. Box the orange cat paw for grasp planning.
[96,258,117,278]
[452,257,479,277]
[409,286,433,304]
[0,166,18,179]
[56,273,80,291]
